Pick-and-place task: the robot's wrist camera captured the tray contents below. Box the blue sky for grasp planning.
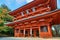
[0,0,34,11]
[0,0,60,11]
[57,0,60,9]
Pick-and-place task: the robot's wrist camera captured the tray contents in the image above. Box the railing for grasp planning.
[14,6,50,21]
[13,0,50,21]
[4,9,59,25]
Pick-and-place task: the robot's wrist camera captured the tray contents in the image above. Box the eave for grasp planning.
[4,9,60,26]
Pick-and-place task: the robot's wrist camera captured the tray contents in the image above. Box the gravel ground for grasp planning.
[0,37,60,40]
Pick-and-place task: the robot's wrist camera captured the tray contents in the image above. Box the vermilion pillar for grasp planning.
[47,24,52,37]
[24,29,25,37]
[14,28,20,37]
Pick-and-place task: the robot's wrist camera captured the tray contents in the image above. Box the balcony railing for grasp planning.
[14,6,50,21]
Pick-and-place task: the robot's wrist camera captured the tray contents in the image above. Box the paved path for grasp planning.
[0,37,60,40]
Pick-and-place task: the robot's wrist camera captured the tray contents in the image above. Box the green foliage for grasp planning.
[0,9,2,13]
[0,22,4,26]
[0,4,14,26]
[0,26,14,36]
[1,4,11,11]
[52,25,60,37]
[0,4,14,36]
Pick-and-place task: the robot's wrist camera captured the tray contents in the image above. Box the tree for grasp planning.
[0,4,14,26]
[0,26,14,37]
[1,4,11,11]
[0,4,14,36]
[52,25,60,37]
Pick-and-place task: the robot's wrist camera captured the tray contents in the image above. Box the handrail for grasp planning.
[15,6,50,20]
[9,0,50,16]
[5,0,51,24]
[4,9,60,25]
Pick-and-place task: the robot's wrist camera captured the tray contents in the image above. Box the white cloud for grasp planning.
[26,0,34,3]
[5,0,13,5]
[16,0,25,4]
[5,0,34,5]
[5,0,10,5]
[16,0,34,4]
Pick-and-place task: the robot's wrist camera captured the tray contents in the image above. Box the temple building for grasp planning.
[5,0,60,38]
